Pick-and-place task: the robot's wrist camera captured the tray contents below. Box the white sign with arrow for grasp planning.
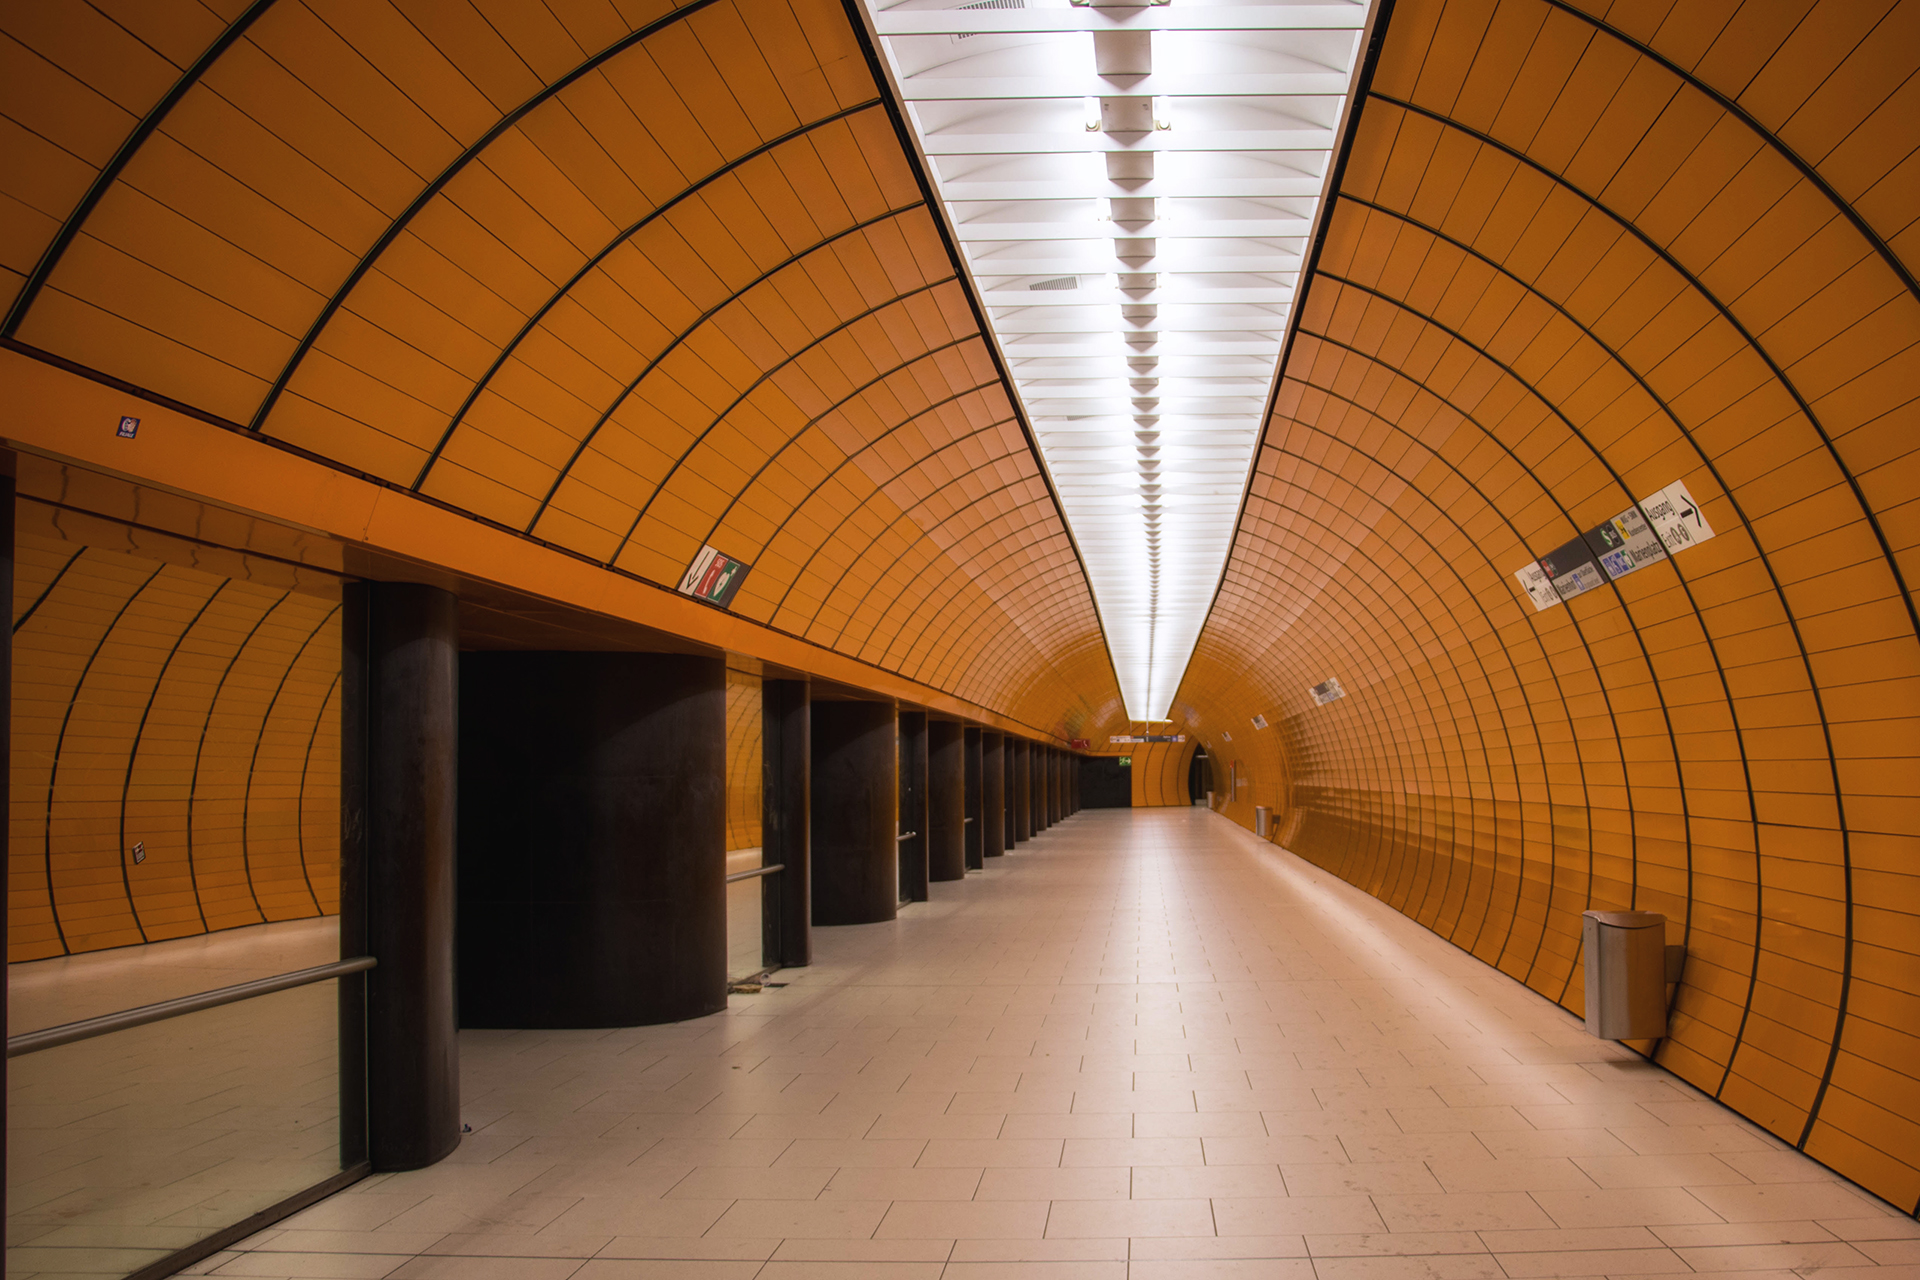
[1637,480,1714,554]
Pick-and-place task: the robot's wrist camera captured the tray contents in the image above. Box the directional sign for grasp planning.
[1584,504,1669,582]
[1514,561,1562,611]
[1637,480,1715,554]
[1537,536,1606,602]
[1308,677,1344,706]
[1250,713,1269,729]
[1110,733,1186,744]
[679,545,750,608]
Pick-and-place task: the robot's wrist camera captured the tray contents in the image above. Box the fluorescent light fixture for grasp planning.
[864,0,1372,720]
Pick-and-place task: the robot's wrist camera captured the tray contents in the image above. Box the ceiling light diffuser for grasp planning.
[863,0,1372,720]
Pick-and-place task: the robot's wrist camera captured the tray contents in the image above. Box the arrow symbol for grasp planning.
[1680,501,1698,525]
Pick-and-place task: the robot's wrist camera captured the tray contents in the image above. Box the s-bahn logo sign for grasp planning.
[679,545,750,608]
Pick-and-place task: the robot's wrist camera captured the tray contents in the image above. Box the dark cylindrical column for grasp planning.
[982,732,1006,858]
[1071,753,1080,813]
[763,679,811,968]
[898,711,929,902]
[928,720,965,882]
[963,727,984,871]
[812,700,897,924]
[1030,743,1046,834]
[342,582,460,1172]
[1002,738,1017,848]
[458,652,726,1028]
[1047,748,1060,826]
[0,466,12,1140]
[1053,748,1063,821]
[1012,739,1031,842]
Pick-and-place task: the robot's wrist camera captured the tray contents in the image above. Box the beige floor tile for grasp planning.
[1284,1161,1444,1196]
[419,1229,614,1257]
[1425,1157,1596,1193]
[703,1199,888,1239]
[1132,1112,1269,1140]
[950,1237,1129,1260]
[1470,1130,1636,1160]
[943,1264,1125,1279]
[1045,1197,1215,1238]
[1130,1235,1310,1259]
[662,1166,832,1200]
[1210,1196,1386,1235]
[1132,1165,1286,1199]
[1312,1256,1508,1280]
[874,1199,1050,1238]
[1061,1138,1203,1167]
[1571,1153,1756,1189]
[593,1237,779,1259]
[976,1167,1132,1201]
[1371,1192,1559,1232]
[768,1238,952,1261]
[999,1113,1133,1141]
[570,1263,762,1279]
[387,1257,587,1278]
[770,1139,923,1167]
[1673,1241,1877,1272]
[1526,1187,1722,1228]
[822,1166,985,1200]
[867,1115,1005,1141]
[918,1139,1062,1167]
[1127,1262,1315,1280]
[1606,1126,1776,1155]
[1687,1183,1890,1222]
[1306,1233,1485,1256]
[755,1263,943,1279]
[1491,1248,1691,1277]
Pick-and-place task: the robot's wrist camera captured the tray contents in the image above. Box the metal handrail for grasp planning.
[896,831,918,841]
[7,956,378,1058]
[725,863,785,883]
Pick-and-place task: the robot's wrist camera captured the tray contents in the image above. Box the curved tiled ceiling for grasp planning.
[0,0,1124,741]
[1178,0,1920,1212]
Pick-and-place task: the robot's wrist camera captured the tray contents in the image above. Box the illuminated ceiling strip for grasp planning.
[864,0,1371,721]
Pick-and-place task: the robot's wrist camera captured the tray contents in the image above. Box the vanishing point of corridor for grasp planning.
[192,812,1912,1279]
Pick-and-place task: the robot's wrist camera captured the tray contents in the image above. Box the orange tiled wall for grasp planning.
[9,515,341,961]
[1124,741,1195,808]
[726,669,763,851]
[1179,0,1920,1213]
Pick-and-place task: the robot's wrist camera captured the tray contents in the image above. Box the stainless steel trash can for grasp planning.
[1254,806,1271,837]
[1581,910,1668,1039]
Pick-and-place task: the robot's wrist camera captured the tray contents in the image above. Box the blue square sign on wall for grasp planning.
[116,416,139,438]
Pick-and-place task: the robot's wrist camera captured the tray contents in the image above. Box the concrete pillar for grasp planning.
[982,731,1006,859]
[928,720,965,882]
[342,582,460,1171]
[763,679,811,967]
[898,710,929,902]
[457,652,726,1028]
[811,700,897,923]
[963,727,984,871]
[1012,739,1032,843]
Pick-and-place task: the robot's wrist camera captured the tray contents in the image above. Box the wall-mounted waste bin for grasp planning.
[1581,910,1672,1040]
[1254,806,1271,837]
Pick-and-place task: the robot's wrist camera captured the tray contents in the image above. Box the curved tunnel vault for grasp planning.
[2,0,1918,1223]
[1178,0,1920,1213]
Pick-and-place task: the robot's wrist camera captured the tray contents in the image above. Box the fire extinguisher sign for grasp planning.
[678,545,751,608]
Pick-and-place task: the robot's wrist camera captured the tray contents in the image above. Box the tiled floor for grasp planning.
[188,809,1916,1279]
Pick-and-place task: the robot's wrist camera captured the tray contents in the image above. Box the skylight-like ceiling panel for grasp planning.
[863,0,1372,722]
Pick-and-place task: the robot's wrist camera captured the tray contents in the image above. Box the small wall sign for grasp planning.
[116,416,140,438]
[678,545,750,608]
